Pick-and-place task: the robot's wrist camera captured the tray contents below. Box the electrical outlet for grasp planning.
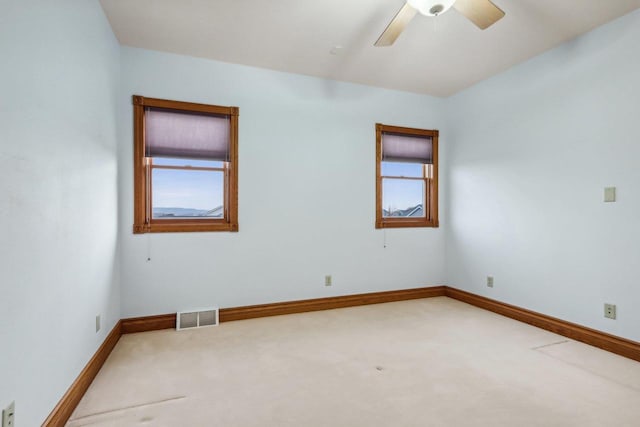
[2,401,15,427]
[604,303,616,319]
[486,276,494,288]
[96,314,101,333]
[325,275,332,286]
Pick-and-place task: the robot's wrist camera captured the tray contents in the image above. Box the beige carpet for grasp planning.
[68,297,640,426]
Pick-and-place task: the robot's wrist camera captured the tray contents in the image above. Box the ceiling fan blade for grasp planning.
[453,0,505,30]
[374,3,418,47]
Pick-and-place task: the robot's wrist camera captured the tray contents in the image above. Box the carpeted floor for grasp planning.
[68,297,640,426]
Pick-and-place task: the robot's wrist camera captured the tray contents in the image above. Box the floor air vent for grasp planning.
[177,308,219,330]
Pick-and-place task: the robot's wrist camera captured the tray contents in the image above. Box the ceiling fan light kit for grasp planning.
[375,0,506,47]
[407,0,456,16]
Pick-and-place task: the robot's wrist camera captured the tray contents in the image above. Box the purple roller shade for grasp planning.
[145,107,230,161]
[382,132,432,164]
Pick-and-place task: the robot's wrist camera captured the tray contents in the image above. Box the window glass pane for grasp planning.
[152,157,224,168]
[152,168,224,219]
[381,161,423,178]
[382,178,424,217]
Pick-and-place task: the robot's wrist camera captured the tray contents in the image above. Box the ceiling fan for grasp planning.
[375,0,505,46]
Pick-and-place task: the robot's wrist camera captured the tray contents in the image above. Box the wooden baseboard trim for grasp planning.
[43,321,122,426]
[220,286,447,322]
[121,313,177,334]
[119,286,447,334]
[445,287,640,362]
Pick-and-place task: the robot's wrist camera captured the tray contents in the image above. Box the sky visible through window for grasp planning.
[152,158,224,218]
[382,161,424,217]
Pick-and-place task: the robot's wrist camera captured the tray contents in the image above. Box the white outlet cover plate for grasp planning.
[604,303,617,319]
[2,401,15,427]
[604,187,616,202]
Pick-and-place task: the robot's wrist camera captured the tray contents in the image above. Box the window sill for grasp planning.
[133,220,238,234]
[375,219,439,229]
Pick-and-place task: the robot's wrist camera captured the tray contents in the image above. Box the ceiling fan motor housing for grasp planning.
[408,0,456,16]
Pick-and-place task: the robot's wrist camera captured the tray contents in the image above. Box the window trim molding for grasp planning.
[375,123,439,229]
[132,95,239,234]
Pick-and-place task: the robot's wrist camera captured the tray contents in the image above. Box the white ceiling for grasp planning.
[99,0,640,97]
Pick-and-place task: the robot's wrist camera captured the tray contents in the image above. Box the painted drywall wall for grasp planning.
[445,9,640,341]
[0,0,120,424]
[118,47,446,317]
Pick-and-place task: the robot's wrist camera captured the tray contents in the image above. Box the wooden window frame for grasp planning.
[375,123,439,229]
[132,95,239,234]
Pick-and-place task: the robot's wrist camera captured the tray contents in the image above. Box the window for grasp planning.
[132,96,238,233]
[375,124,438,229]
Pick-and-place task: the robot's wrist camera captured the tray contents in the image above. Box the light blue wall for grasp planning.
[0,0,121,424]
[445,9,640,341]
[118,47,448,318]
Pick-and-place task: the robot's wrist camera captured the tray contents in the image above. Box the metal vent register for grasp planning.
[177,308,219,330]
